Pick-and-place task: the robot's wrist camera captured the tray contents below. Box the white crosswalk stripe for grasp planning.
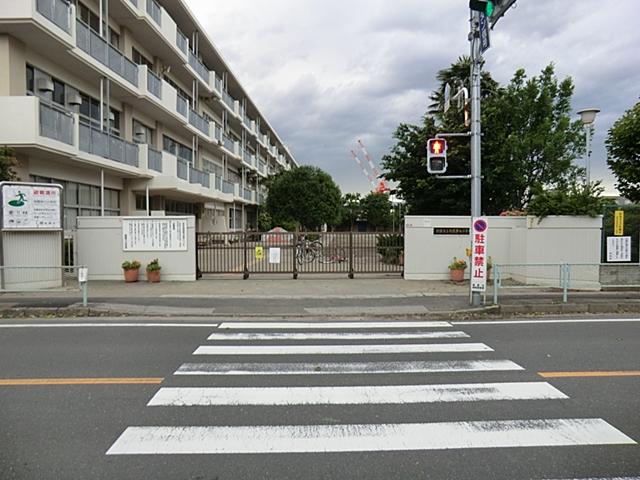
[107,320,638,463]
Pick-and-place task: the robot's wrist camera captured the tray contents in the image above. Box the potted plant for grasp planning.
[121,260,141,283]
[146,258,161,283]
[448,257,467,282]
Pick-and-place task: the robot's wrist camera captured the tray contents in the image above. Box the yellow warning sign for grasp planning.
[614,210,624,236]
[255,246,264,260]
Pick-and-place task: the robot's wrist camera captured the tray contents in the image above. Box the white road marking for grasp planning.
[206,331,469,341]
[453,318,640,326]
[0,323,220,329]
[147,382,568,406]
[174,359,525,376]
[106,418,636,455]
[217,321,452,330]
[192,343,493,355]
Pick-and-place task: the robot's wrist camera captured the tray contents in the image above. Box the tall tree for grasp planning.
[360,192,392,231]
[606,101,640,203]
[339,192,362,231]
[0,147,18,182]
[265,166,342,230]
[382,60,585,215]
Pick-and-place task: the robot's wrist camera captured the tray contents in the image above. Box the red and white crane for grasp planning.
[349,139,390,194]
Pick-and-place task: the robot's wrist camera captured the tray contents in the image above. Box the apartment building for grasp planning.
[0,0,297,233]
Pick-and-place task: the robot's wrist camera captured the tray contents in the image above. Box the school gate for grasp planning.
[196,231,404,278]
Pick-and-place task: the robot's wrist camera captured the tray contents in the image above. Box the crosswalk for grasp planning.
[106,320,637,466]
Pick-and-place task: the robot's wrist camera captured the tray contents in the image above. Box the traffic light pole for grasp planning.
[469,10,483,307]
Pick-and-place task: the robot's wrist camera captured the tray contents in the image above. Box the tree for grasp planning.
[339,193,362,231]
[360,192,393,231]
[382,60,586,215]
[606,102,640,203]
[0,147,18,182]
[264,166,342,230]
[527,180,612,218]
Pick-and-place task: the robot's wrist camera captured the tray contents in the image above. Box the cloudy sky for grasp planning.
[186,0,638,196]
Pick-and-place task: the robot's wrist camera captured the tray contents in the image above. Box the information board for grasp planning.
[2,184,61,230]
[607,236,631,262]
[471,217,489,293]
[122,218,188,251]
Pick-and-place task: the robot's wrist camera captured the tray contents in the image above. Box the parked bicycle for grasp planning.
[295,237,323,265]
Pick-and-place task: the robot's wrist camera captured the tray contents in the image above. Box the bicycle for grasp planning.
[317,246,347,264]
[295,238,323,265]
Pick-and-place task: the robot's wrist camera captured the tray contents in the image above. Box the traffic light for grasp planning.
[470,0,517,26]
[469,0,494,16]
[427,138,448,174]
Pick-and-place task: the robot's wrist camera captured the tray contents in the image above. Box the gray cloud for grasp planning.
[187,0,640,196]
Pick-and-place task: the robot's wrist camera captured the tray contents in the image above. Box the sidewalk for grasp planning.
[0,278,638,318]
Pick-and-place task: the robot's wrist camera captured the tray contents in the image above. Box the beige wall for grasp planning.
[0,35,26,96]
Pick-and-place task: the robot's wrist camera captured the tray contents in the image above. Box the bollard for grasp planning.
[78,267,89,307]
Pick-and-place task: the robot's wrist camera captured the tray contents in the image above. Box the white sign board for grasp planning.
[269,247,281,264]
[122,218,188,251]
[471,217,489,293]
[607,236,632,262]
[2,184,61,230]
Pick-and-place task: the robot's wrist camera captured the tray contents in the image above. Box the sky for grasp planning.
[186,0,639,197]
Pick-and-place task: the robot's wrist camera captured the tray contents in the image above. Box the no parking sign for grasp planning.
[471,217,488,292]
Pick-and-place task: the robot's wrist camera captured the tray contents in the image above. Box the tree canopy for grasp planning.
[606,101,640,203]
[264,165,342,230]
[360,192,393,231]
[382,60,587,215]
[0,147,18,182]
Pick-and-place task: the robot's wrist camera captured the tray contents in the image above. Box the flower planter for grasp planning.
[146,269,161,283]
[123,268,139,283]
[449,268,465,282]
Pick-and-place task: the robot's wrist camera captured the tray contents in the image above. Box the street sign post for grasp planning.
[471,217,489,293]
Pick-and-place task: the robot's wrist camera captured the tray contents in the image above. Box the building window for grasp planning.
[165,200,198,216]
[163,135,193,163]
[133,119,154,145]
[227,168,241,184]
[229,208,242,230]
[26,65,34,94]
[30,175,120,230]
[52,78,65,106]
[132,47,153,69]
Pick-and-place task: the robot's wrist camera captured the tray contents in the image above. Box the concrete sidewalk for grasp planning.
[0,277,638,318]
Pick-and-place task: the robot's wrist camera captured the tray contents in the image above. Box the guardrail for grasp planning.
[0,265,88,306]
[79,124,139,167]
[147,70,162,99]
[39,101,74,145]
[36,0,72,33]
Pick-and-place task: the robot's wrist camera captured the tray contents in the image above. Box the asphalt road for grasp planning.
[0,317,638,479]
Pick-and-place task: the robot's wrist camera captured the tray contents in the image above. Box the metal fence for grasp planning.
[602,204,640,263]
[176,95,188,117]
[147,70,162,99]
[197,231,404,278]
[177,159,189,180]
[189,109,210,135]
[79,124,139,167]
[176,28,188,54]
[36,0,72,33]
[39,101,74,145]
[188,51,210,84]
[148,147,163,172]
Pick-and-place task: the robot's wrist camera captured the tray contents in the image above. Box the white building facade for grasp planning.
[0,0,297,233]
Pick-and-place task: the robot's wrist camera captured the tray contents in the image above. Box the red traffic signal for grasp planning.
[427,138,447,156]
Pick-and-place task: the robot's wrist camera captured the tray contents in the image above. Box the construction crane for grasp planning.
[349,139,390,194]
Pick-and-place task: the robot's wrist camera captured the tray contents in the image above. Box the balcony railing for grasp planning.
[176,28,188,55]
[189,167,210,188]
[243,150,254,167]
[36,0,72,33]
[258,159,267,175]
[148,146,162,172]
[258,193,266,205]
[222,91,235,112]
[146,0,162,26]
[243,188,252,202]
[147,70,162,99]
[214,75,222,93]
[188,51,210,85]
[39,102,74,145]
[79,124,139,167]
[177,158,188,180]
[213,123,222,142]
[221,179,234,195]
[222,133,235,154]
[176,95,188,117]
[76,20,139,87]
[214,175,222,191]
[189,109,210,136]
[127,0,138,6]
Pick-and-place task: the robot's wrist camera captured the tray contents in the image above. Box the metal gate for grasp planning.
[196,231,403,278]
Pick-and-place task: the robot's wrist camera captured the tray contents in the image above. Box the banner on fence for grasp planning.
[471,217,488,292]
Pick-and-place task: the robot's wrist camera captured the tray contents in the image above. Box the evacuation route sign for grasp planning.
[471,217,488,293]
[2,184,61,230]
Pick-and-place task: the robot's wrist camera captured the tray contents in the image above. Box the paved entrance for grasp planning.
[196,231,404,278]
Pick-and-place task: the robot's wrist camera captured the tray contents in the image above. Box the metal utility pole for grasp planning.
[469,10,482,307]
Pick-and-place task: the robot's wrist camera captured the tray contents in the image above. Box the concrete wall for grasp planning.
[77,216,196,281]
[405,216,603,289]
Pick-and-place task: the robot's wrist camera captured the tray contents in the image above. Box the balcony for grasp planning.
[221,179,235,195]
[146,69,162,99]
[177,158,189,181]
[189,167,210,188]
[76,20,139,87]
[189,109,210,136]
[188,51,211,86]
[176,28,188,55]
[176,95,188,117]
[222,91,239,116]
[243,188,252,202]
[258,159,267,176]
[221,133,236,155]
[39,101,74,146]
[148,146,162,172]
[243,149,254,168]
[79,124,139,167]
[36,0,72,34]
[146,0,162,27]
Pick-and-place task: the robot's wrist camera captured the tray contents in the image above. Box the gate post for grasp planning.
[348,231,354,279]
[292,231,298,280]
[243,231,249,280]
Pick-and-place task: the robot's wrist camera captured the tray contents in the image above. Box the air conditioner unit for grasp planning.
[66,92,82,106]
[36,77,54,93]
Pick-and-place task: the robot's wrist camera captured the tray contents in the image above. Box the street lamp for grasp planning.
[577,108,600,185]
